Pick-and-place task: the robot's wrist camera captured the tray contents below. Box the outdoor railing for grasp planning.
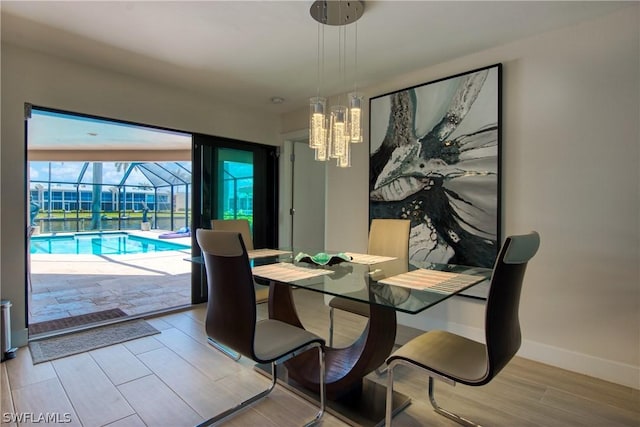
[34,214,190,234]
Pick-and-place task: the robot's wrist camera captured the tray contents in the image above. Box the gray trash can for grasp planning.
[1,300,17,361]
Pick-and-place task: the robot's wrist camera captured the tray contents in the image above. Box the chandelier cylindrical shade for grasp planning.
[337,140,351,168]
[329,105,348,159]
[309,97,327,149]
[348,92,363,143]
[315,137,329,161]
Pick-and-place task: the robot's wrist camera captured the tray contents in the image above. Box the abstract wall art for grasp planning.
[369,64,502,270]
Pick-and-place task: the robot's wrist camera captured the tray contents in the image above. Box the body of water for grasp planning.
[30,232,190,255]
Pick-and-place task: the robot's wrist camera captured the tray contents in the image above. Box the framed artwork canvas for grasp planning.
[369,64,502,276]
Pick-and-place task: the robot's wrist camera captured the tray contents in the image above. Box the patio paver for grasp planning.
[29,230,193,330]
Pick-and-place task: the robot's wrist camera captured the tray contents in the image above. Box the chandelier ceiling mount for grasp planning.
[309,0,364,26]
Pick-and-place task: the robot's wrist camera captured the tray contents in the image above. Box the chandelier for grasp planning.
[309,0,364,168]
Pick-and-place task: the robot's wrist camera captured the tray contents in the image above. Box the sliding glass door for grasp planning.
[191,134,278,303]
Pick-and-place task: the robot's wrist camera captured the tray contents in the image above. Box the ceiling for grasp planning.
[27,108,193,151]
[2,1,630,117]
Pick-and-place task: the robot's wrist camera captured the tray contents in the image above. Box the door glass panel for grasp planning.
[218,148,254,232]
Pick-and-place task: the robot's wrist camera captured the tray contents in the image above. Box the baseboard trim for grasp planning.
[518,340,640,390]
[397,314,639,390]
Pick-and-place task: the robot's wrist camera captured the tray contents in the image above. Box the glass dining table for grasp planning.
[246,249,491,426]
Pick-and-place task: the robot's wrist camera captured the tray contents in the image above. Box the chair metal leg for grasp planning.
[198,344,325,427]
[303,346,326,426]
[375,365,388,376]
[207,337,241,361]
[428,377,480,427]
[385,361,396,426]
[375,343,401,376]
[196,362,278,427]
[328,307,335,347]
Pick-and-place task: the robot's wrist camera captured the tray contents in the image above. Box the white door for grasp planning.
[291,141,325,251]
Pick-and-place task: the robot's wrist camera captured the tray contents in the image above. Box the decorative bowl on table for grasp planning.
[294,252,352,266]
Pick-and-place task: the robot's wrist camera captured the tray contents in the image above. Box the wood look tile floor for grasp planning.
[3,289,639,427]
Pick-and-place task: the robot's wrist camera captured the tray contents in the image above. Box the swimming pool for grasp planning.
[30,232,190,255]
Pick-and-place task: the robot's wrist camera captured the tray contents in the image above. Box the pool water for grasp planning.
[30,233,190,255]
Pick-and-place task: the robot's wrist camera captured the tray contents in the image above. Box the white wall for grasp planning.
[0,43,281,347]
[283,6,640,388]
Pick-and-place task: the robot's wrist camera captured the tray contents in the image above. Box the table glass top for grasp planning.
[248,250,492,315]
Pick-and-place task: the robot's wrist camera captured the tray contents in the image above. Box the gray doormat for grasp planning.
[29,319,160,364]
[29,308,128,335]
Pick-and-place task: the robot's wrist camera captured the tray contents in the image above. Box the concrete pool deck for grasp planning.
[29,230,193,331]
